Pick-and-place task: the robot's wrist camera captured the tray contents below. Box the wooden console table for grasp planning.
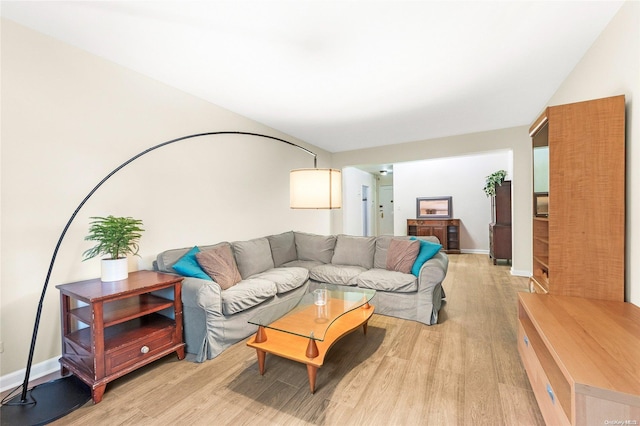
[518,293,640,425]
[407,218,460,253]
[56,271,185,403]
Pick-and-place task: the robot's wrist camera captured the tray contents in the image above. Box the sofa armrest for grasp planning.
[181,276,223,311]
[417,251,449,292]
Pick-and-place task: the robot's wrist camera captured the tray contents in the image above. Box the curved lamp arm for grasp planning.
[18,131,318,402]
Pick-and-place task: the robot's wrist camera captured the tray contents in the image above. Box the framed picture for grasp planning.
[416,196,452,219]
[534,192,549,217]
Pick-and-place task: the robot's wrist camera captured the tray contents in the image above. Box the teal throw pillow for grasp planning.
[172,246,212,281]
[410,237,442,277]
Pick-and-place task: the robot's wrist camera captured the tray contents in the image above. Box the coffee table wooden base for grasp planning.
[247,303,374,393]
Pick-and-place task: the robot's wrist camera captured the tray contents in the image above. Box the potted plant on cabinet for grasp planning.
[83,215,144,281]
[483,170,507,197]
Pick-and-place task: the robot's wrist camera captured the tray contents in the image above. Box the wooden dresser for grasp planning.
[407,218,460,253]
[56,271,185,403]
[518,293,640,425]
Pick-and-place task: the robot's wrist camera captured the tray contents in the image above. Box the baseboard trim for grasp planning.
[0,356,60,393]
[459,249,489,254]
[511,268,531,277]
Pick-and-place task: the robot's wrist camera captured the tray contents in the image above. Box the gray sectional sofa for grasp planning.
[154,231,449,362]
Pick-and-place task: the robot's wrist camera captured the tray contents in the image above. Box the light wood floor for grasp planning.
[50,254,544,426]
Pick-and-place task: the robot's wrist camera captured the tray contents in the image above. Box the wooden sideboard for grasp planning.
[518,293,640,425]
[56,271,185,403]
[407,219,460,253]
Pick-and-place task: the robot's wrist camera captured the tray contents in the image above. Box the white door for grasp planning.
[378,185,394,235]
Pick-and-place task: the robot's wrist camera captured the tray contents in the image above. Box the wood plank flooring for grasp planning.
[50,254,543,425]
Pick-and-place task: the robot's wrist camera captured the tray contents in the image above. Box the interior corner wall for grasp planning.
[0,19,333,377]
[543,1,639,306]
[393,152,512,253]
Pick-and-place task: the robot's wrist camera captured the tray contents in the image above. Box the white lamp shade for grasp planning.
[290,168,342,209]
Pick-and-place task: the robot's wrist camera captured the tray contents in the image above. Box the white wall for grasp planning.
[543,1,639,305]
[341,167,377,236]
[0,20,333,377]
[393,152,512,253]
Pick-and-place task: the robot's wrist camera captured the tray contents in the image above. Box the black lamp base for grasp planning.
[1,375,91,426]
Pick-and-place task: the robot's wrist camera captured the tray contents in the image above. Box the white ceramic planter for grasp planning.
[101,258,128,282]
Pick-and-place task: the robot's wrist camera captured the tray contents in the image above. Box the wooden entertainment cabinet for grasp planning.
[518,293,640,425]
[407,218,460,253]
[521,95,638,425]
[56,271,185,403]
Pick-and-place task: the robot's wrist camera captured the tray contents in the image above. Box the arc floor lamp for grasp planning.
[0,131,341,425]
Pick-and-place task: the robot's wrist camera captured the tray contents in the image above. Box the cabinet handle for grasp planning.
[140,345,150,354]
[546,383,555,404]
[523,335,529,347]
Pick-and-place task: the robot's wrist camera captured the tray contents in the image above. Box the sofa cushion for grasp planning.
[232,237,275,279]
[294,232,336,264]
[309,264,365,286]
[220,278,277,315]
[156,242,228,273]
[331,235,376,269]
[195,245,242,290]
[357,269,418,293]
[252,267,309,294]
[374,235,440,269]
[267,231,297,267]
[386,239,420,274]
[410,237,443,277]
[171,246,212,281]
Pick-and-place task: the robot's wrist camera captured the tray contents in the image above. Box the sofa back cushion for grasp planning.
[331,235,376,269]
[267,231,297,267]
[232,237,275,279]
[294,232,336,264]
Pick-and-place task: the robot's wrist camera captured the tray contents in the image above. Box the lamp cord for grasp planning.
[11,131,316,404]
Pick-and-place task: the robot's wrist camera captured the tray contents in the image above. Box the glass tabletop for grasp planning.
[248,285,375,341]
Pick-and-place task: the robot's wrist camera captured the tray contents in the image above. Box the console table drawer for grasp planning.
[106,327,176,375]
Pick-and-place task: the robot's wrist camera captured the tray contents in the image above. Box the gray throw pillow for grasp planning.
[267,231,297,267]
[331,234,376,269]
[294,232,336,264]
[232,237,275,279]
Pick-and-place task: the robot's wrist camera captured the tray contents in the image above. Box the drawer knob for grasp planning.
[546,383,555,404]
[140,345,150,354]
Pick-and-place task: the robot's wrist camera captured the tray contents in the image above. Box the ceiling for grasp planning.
[1,1,624,153]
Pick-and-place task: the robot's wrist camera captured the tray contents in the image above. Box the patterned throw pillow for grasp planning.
[385,239,420,274]
[196,245,242,290]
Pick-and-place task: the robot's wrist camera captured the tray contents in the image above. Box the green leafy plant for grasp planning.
[83,216,144,261]
[483,170,507,197]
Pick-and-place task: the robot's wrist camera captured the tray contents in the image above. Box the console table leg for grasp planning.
[306,364,318,394]
[256,349,266,375]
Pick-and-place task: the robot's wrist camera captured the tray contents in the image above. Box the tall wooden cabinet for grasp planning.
[529,95,625,301]
[489,180,512,264]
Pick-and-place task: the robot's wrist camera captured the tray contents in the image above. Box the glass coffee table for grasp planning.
[247,285,376,393]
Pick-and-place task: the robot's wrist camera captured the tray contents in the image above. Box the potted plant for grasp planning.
[83,215,144,281]
[483,170,507,197]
